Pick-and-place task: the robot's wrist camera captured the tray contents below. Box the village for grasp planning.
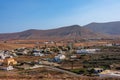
[0,39,120,79]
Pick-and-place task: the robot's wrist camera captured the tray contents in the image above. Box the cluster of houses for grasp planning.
[0,46,68,70]
[0,50,17,70]
[1,42,90,70]
[0,45,102,71]
[104,43,120,47]
[0,43,119,78]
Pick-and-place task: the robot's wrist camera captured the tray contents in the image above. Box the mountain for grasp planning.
[84,21,120,35]
[0,25,106,40]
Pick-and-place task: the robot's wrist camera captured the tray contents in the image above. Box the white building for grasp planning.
[105,44,113,47]
[33,52,44,56]
[55,54,66,60]
[0,66,14,71]
[0,51,12,59]
[76,49,100,54]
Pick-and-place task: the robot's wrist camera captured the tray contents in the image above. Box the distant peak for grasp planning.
[89,21,120,24]
[57,25,81,30]
[70,25,81,27]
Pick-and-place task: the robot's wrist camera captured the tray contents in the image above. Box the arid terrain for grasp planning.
[0,39,120,80]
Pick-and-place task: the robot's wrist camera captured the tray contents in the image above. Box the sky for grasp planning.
[0,0,120,33]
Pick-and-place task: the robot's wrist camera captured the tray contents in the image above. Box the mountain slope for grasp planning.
[84,21,120,35]
[0,25,106,40]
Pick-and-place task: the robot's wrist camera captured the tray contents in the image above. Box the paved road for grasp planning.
[23,64,85,77]
[44,65,85,77]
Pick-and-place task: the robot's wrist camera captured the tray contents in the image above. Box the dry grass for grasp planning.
[0,39,115,50]
[0,43,35,50]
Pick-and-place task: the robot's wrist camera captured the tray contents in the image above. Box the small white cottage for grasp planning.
[55,54,66,60]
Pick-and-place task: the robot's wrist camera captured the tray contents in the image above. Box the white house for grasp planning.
[33,52,44,56]
[0,51,12,59]
[70,55,77,59]
[55,54,66,60]
[76,49,100,54]
[0,66,14,71]
[105,44,113,47]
